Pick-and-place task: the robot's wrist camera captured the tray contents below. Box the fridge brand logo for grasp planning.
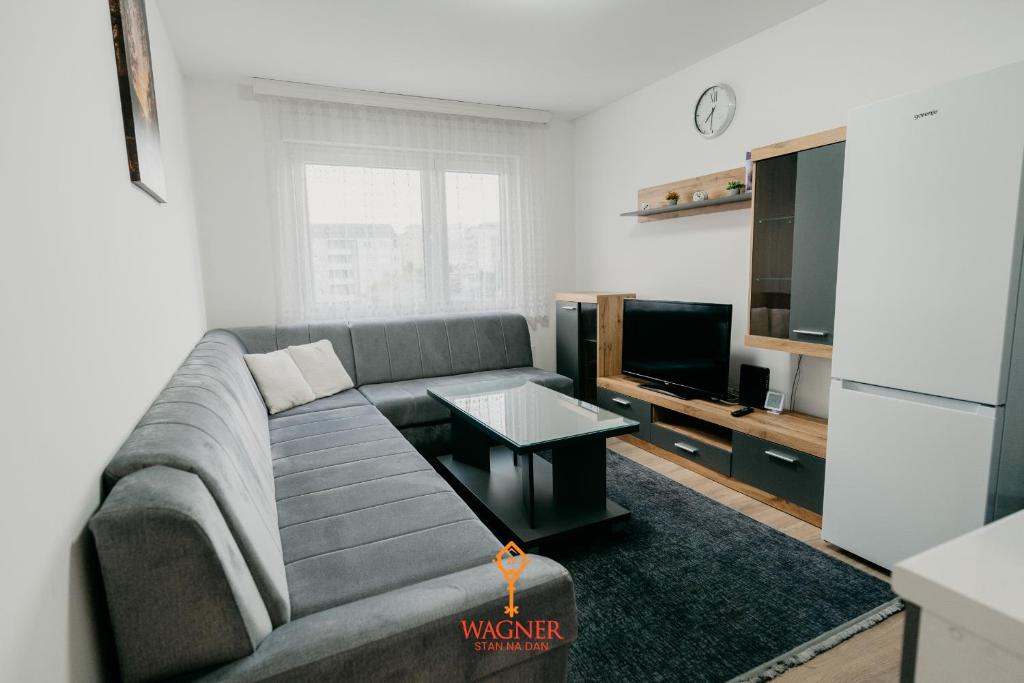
[913,109,939,120]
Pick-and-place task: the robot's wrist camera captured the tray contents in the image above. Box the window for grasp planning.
[296,152,509,320]
[445,171,501,305]
[304,163,426,312]
[261,98,547,323]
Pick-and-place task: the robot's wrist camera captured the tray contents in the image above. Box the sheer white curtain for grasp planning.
[260,96,549,324]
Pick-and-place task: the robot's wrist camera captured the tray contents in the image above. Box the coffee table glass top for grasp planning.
[428,378,639,451]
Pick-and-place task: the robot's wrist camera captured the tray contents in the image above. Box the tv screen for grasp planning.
[622,299,732,399]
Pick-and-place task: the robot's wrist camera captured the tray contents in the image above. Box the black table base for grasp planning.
[439,434,629,546]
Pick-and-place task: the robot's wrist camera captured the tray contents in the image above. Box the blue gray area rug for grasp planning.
[542,450,900,683]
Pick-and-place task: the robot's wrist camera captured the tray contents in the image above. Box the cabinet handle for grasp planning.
[792,329,829,337]
[611,397,631,407]
[560,305,577,311]
[766,449,798,464]
[674,442,699,455]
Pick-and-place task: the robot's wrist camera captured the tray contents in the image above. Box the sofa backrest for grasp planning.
[230,322,359,384]
[102,330,291,629]
[349,312,534,385]
[90,466,273,682]
[226,312,534,387]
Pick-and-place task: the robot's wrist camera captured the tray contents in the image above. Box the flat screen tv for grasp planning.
[621,299,732,400]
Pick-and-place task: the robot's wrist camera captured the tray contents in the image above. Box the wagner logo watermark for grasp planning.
[459,541,565,653]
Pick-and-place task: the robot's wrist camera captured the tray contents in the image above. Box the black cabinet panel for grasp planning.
[790,142,845,344]
[555,301,580,396]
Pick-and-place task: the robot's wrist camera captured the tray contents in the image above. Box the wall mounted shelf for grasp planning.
[625,167,751,222]
[621,192,752,218]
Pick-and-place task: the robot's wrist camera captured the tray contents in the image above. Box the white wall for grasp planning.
[185,80,576,369]
[574,0,1024,417]
[0,2,207,681]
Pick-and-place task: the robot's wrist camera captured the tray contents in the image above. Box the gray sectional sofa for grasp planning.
[89,313,577,682]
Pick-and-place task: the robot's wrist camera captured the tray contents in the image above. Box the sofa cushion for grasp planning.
[195,558,576,683]
[287,340,355,398]
[91,467,273,683]
[270,388,369,418]
[243,349,316,414]
[104,331,292,627]
[349,313,534,386]
[265,404,500,618]
[358,367,574,428]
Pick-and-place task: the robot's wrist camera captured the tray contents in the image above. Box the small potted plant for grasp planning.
[665,191,680,206]
[726,180,745,196]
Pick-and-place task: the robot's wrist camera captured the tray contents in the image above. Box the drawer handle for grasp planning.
[561,305,577,311]
[674,441,698,455]
[766,449,798,464]
[792,329,829,337]
[611,397,631,407]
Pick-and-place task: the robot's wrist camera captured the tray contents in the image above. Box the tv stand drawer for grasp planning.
[649,423,731,476]
[732,434,825,514]
[596,387,651,440]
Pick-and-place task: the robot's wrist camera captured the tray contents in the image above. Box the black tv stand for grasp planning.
[637,383,703,401]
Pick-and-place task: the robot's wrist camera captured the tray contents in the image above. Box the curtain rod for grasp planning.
[252,78,551,124]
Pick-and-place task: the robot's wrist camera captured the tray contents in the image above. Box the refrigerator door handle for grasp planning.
[838,380,997,415]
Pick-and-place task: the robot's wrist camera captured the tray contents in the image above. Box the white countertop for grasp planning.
[892,510,1024,656]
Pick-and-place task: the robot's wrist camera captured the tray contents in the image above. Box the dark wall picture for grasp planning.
[109,0,166,202]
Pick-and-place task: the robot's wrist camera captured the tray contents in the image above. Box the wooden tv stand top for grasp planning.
[597,375,828,458]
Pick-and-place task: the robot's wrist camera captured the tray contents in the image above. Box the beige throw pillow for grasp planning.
[243,350,316,414]
[287,340,355,398]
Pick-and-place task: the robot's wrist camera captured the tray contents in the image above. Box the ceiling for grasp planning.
[158,0,826,118]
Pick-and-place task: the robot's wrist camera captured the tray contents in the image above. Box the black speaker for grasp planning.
[739,364,770,408]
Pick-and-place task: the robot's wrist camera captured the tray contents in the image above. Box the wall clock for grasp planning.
[694,83,736,139]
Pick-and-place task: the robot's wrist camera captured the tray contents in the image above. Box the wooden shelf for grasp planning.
[751,126,847,162]
[598,374,827,458]
[626,167,751,223]
[621,192,751,218]
[555,291,636,304]
[744,334,833,359]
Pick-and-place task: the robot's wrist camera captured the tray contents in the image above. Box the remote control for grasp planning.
[731,406,754,417]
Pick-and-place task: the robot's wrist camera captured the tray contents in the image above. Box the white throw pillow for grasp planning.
[243,350,316,414]
[287,340,355,399]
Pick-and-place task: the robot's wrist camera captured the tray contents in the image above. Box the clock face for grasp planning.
[694,84,736,138]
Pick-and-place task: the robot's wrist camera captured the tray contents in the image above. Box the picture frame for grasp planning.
[109,0,167,202]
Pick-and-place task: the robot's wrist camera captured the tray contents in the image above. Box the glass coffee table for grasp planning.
[429,378,638,545]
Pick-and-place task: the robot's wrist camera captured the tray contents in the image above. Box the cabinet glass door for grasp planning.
[750,154,797,339]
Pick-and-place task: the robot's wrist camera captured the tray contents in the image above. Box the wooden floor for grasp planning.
[608,437,904,683]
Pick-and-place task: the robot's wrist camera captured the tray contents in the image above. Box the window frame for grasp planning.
[284,141,515,319]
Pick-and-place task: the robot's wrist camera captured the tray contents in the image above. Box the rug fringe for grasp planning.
[729,598,905,683]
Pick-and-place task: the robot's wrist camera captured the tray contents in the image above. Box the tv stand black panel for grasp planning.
[556,300,597,402]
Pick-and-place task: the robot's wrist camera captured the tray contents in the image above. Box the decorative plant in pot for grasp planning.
[665,191,680,206]
[726,180,745,196]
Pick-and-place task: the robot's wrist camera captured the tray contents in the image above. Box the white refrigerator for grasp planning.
[823,61,1024,570]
